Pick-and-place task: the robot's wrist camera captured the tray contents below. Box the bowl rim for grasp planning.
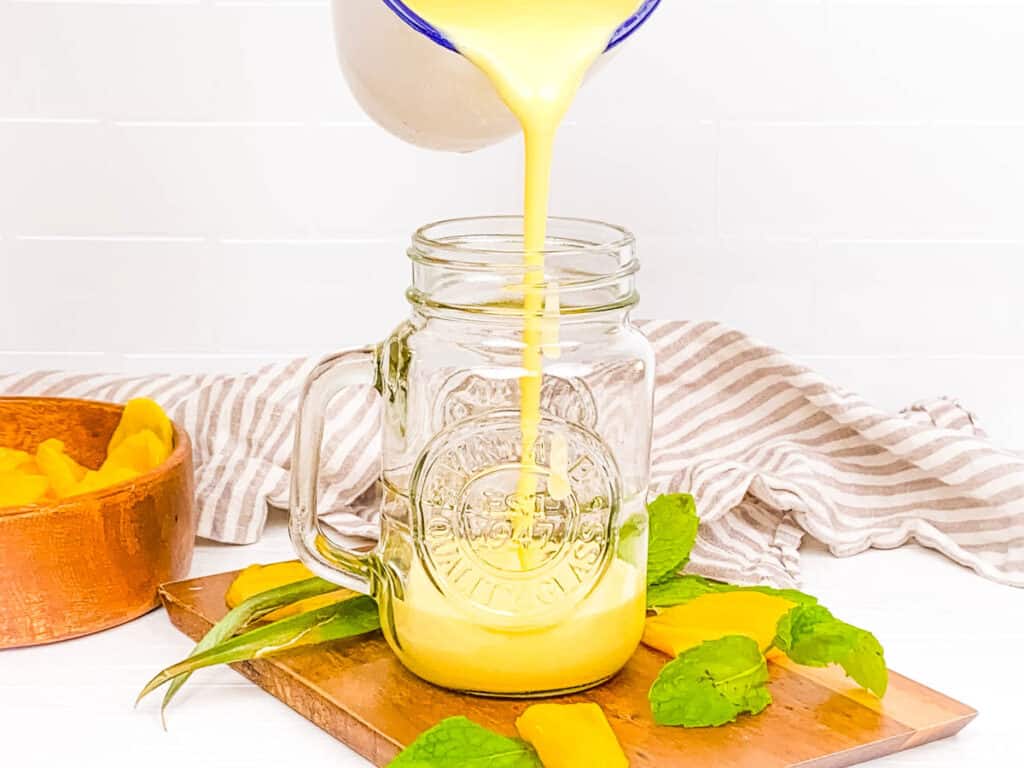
[0,396,192,519]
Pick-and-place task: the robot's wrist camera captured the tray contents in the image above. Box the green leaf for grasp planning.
[647,574,819,610]
[649,635,772,727]
[743,585,818,606]
[155,576,340,722]
[388,716,542,768]
[137,595,379,705]
[646,574,730,607]
[646,493,699,586]
[773,604,888,697]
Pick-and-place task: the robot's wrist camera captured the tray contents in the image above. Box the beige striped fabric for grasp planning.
[2,320,1021,588]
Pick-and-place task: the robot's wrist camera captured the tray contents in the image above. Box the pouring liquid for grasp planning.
[402,0,641,533]
[390,0,646,694]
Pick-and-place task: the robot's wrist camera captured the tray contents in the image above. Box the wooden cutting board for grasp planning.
[160,571,975,767]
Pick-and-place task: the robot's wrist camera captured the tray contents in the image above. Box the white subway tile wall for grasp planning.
[1,0,1023,449]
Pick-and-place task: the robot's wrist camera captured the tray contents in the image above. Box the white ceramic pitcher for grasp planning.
[332,0,661,152]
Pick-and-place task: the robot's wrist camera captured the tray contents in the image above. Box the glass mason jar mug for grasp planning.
[290,217,655,697]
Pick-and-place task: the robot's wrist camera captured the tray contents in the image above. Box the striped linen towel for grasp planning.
[2,321,1021,588]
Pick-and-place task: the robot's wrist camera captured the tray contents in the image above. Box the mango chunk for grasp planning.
[108,397,173,456]
[0,471,50,507]
[103,428,170,475]
[226,562,315,607]
[35,438,88,498]
[516,702,627,768]
[643,591,797,658]
[74,466,141,495]
[2,398,172,503]
[263,590,356,622]
[0,447,33,472]
[225,561,353,619]
[17,458,43,476]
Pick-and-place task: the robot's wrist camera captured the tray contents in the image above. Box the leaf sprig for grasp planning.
[154,576,339,721]
[138,579,376,720]
[642,494,888,726]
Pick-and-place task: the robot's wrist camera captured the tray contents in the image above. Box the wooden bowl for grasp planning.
[0,397,196,648]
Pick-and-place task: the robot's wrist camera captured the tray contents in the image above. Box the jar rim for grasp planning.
[410,215,636,269]
[407,216,640,315]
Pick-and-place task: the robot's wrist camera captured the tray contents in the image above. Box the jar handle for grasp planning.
[289,346,381,596]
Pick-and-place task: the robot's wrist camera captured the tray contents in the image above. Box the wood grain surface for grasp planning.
[0,397,196,648]
[160,570,976,767]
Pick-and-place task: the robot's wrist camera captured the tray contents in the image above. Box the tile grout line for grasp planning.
[14,235,209,243]
[9,0,202,5]
[10,235,408,244]
[12,234,1024,245]
[7,117,1024,128]
[0,118,378,128]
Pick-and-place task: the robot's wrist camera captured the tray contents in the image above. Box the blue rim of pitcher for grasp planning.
[380,0,662,54]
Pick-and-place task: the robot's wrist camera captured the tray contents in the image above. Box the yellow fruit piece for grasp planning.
[35,438,88,498]
[225,562,353,619]
[515,702,627,768]
[642,591,797,658]
[2,397,172,503]
[0,471,50,507]
[103,429,170,475]
[17,458,43,476]
[0,447,33,472]
[74,466,141,496]
[263,590,355,622]
[108,398,173,456]
[225,561,319,608]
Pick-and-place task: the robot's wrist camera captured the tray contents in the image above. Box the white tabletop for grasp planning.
[2,513,1020,767]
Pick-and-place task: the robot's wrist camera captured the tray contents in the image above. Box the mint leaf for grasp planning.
[389,716,541,767]
[648,635,772,727]
[773,605,888,697]
[742,585,818,607]
[646,573,727,606]
[648,574,818,610]
[646,493,699,586]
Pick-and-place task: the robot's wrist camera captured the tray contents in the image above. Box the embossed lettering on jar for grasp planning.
[290,217,655,697]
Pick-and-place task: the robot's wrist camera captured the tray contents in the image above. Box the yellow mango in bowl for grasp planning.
[35,439,88,498]
[74,466,142,496]
[108,398,173,456]
[0,471,50,507]
[1,398,171,503]
[0,448,33,473]
[103,429,170,475]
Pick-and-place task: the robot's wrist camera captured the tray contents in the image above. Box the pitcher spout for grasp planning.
[331,0,661,152]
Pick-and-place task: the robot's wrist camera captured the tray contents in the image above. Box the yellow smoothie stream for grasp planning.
[384,0,647,695]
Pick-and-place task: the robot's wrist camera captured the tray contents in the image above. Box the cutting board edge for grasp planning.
[892,708,977,753]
